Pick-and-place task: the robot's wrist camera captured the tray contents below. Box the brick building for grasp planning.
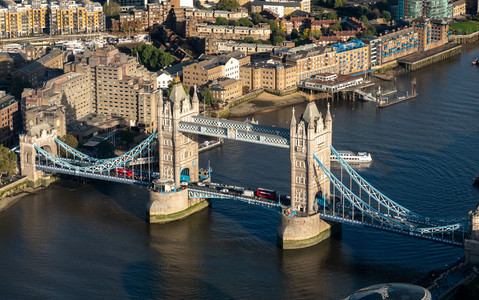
[0,92,21,147]
[182,51,250,86]
[210,78,242,102]
[240,60,296,92]
[185,18,271,40]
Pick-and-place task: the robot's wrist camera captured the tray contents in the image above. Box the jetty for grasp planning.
[398,44,461,71]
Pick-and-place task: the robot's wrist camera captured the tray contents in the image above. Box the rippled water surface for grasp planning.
[1,45,479,299]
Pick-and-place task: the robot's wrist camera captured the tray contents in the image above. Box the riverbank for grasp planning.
[228,92,308,117]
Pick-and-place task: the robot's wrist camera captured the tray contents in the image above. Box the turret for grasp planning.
[192,84,199,113]
[325,102,332,130]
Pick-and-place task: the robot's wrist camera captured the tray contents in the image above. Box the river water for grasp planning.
[1,46,479,299]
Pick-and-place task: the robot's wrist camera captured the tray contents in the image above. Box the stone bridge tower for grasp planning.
[289,101,332,214]
[278,101,338,249]
[148,79,209,223]
[19,124,58,187]
[157,78,200,187]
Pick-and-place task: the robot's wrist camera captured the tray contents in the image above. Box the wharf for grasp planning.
[377,94,417,108]
[398,44,461,71]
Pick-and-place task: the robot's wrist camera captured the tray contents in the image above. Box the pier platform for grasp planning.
[398,44,461,71]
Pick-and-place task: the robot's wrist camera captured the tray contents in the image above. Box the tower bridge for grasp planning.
[19,78,479,254]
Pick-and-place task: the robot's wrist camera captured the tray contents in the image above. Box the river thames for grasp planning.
[1,45,479,299]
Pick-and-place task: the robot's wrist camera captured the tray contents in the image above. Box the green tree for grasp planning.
[58,134,78,157]
[118,129,135,148]
[360,15,370,27]
[238,17,253,27]
[311,29,322,39]
[291,28,299,40]
[381,10,391,21]
[216,17,229,25]
[267,20,279,32]
[334,0,343,8]
[216,0,240,11]
[202,87,214,105]
[327,11,337,19]
[251,13,267,24]
[103,2,121,17]
[96,141,115,159]
[132,43,175,71]
[0,145,17,177]
[329,22,342,31]
[243,36,255,43]
[272,35,286,45]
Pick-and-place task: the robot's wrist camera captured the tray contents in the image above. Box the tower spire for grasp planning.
[290,107,296,128]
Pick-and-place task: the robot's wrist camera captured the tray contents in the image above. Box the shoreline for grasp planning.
[228,91,309,118]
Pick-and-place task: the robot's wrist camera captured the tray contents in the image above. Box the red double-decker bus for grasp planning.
[115,168,133,177]
[256,188,277,200]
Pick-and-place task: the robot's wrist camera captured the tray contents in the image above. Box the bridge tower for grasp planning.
[278,101,339,249]
[148,79,209,223]
[19,124,59,187]
[465,206,479,264]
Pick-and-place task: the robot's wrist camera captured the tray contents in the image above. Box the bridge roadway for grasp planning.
[178,116,290,148]
[36,163,282,210]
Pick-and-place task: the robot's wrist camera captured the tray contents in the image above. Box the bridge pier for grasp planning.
[465,208,479,264]
[148,179,209,223]
[277,213,340,249]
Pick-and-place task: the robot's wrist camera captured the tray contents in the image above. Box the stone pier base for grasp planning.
[148,188,210,223]
[464,239,479,265]
[277,213,341,249]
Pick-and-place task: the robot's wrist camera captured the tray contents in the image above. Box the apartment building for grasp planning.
[22,47,160,133]
[240,60,296,92]
[200,37,277,55]
[398,0,452,20]
[0,92,21,147]
[452,0,466,17]
[249,0,310,17]
[412,17,449,52]
[363,27,419,67]
[271,44,337,81]
[185,18,271,40]
[184,7,248,22]
[0,0,104,38]
[210,77,242,103]
[333,40,370,75]
[182,51,250,86]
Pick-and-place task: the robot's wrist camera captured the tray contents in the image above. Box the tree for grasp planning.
[329,23,342,31]
[291,28,299,40]
[58,134,78,157]
[132,43,175,71]
[202,87,214,105]
[252,13,267,24]
[118,129,135,148]
[238,17,254,27]
[381,10,391,21]
[96,141,115,159]
[216,0,240,11]
[242,86,250,94]
[243,36,255,43]
[103,2,121,17]
[334,0,343,8]
[216,17,229,25]
[302,28,311,39]
[360,15,370,27]
[272,35,286,45]
[311,29,322,39]
[267,20,279,32]
[327,11,338,20]
[0,145,17,177]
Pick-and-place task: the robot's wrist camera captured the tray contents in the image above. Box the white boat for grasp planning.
[330,151,372,163]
